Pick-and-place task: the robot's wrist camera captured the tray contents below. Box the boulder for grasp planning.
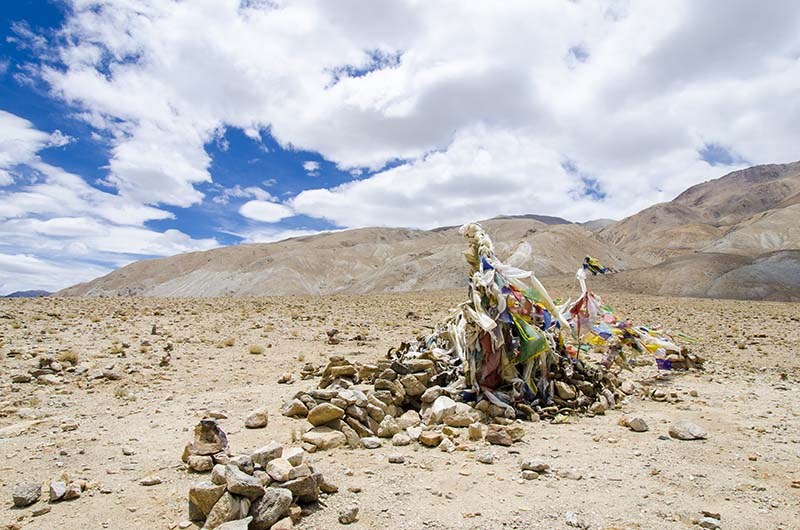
[307,403,345,426]
[188,481,226,520]
[248,487,293,530]
[302,426,346,450]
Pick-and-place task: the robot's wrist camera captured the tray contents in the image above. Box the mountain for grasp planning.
[2,290,51,298]
[58,161,800,301]
[58,219,645,297]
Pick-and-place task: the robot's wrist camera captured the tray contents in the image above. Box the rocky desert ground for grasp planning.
[1,287,798,530]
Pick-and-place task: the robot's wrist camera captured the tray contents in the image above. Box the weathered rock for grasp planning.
[429,396,457,424]
[520,459,549,472]
[248,487,293,530]
[361,436,382,449]
[302,426,346,450]
[522,470,539,480]
[486,425,513,446]
[388,453,405,464]
[245,408,269,429]
[307,403,345,426]
[225,465,264,500]
[281,399,308,418]
[377,416,401,438]
[230,455,254,475]
[11,371,32,383]
[396,410,420,430]
[505,424,525,442]
[190,419,229,456]
[188,481,226,520]
[338,504,359,524]
[468,423,484,441]
[282,474,320,504]
[626,417,649,432]
[589,401,605,415]
[271,517,294,530]
[211,464,226,485]
[421,385,444,403]
[399,374,427,396]
[699,516,721,529]
[620,380,638,395]
[140,476,162,486]
[12,483,41,507]
[215,517,252,530]
[49,481,67,502]
[282,447,303,467]
[476,451,497,464]
[188,455,214,472]
[392,432,412,446]
[203,492,250,529]
[63,483,81,501]
[419,431,444,447]
[251,441,283,469]
[266,458,293,482]
[669,421,707,440]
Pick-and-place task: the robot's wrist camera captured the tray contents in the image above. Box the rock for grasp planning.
[476,451,496,464]
[418,431,443,447]
[505,424,525,442]
[485,425,513,446]
[557,469,583,480]
[225,465,264,500]
[122,446,135,456]
[203,492,251,529]
[699,516,721,529]
[230,455,254,475]
[251,441,283,469]
[302,426,346,450]
[211,464,226,485]
[388,454,405,464]
[49,481,67,502]
[565,511,587,528]
[589,401,605,415]
[37,374,60,385]
[400,374,427,396]
[13,483,41,507]
[266,458,294,482]
[396,410,421,430]
[406,426,422,440]
[271,517,294,530]
[63,483,81,501]
[669,421,707,440]
[522,470,539,480]
[245,408,269,429]
[620,380,637,395]
[60,418,79,431]
[188,455,214,472]
[377,416,401,438]
[429,396,457,424]
[11,372,32,383]
[626,417,649,432]
[216,517,252,530]
[554,381,576,400]
[439,437,455,453]
[140,476,162,486]
[521,459,549,472]
[281,399,308,418]
[338,504,359,524]
[421,385,444,403]
[307,403,345,426]
[283,447,304,467]
[32,505,51,516]
[391,432,412,446]
[248,487,293,530]
[468,422,484,441]
[188,481,226,520]
[282,474,320,503]
[191,419,229,456]
[361,436,382,449]
[319,477,339,494]
[277,372,293,384]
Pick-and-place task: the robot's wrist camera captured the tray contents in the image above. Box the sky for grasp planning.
[1,0,799,294]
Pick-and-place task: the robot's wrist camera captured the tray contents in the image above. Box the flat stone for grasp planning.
[225,464,265,500]
[251,441,283,469]
[418,431,443,447]
[307,403,345,426]
[485,425,513,446]
[302,426,346,450]
[266,458,293,482]
[188,455,214,472]
[669,421,707,440]
[248,487,293,530]
[361,436,382,449]
[245,408,269,429]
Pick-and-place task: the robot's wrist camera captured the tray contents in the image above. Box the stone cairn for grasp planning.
[282,222,702,452]
[183,419,337,530]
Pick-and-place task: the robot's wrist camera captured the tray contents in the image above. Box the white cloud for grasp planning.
[239,200,294,223]
[0,252,111,294]
[237,227,327,244]
[211,184,273,205]
[26,0,797,231]
[303,160,320,176]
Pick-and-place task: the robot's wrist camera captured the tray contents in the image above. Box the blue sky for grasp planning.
[1,1,799,293]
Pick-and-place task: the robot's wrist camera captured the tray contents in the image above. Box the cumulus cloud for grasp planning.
[211,184,274,205]
[26,0,798,229]
[239,200,294,223]
[302,160,320,176]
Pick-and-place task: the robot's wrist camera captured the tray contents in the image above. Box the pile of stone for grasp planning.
[8,353,74,385]
[183,419,337,530]
[11,476,86,516]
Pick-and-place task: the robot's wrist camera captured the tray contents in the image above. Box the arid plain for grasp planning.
[1,286,798,530]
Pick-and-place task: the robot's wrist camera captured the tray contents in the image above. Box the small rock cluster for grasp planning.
[8,353,77,385]
[11,476,87,515]
[283,355,537,452]
[183,420,338,530]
